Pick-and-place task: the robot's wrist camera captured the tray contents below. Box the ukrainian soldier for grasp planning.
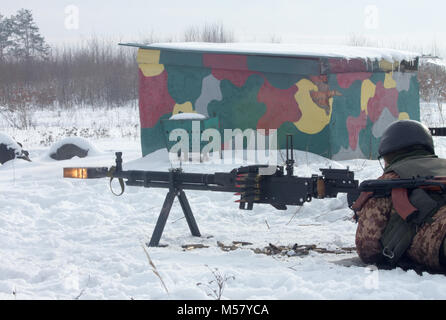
[354,120,446,271]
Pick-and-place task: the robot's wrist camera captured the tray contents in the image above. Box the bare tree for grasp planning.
[183,22,234,43]
[183,26,200,42]
[269,34,282,43]
[347,33,375,47]
[0,35,138,114]
[418,59,446,125]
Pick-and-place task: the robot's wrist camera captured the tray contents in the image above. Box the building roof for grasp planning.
[120,42,419,63]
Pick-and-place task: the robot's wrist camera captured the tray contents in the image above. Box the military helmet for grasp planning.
[378,120,434,157]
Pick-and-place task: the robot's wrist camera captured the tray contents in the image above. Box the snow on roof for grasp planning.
[125,42,420,63]
[169,113,207,120]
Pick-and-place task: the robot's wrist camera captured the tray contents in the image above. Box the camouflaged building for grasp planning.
[121,42,420,160]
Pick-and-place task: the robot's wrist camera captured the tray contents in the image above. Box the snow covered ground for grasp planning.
[1,103,446,300]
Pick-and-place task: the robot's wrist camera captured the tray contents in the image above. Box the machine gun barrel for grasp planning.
[115,169,240,193]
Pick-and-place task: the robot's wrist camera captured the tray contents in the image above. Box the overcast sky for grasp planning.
[1,0,445,55]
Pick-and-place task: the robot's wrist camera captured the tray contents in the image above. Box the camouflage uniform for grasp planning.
[355,172,446,271]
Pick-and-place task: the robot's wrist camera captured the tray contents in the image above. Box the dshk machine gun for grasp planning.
[64,132,446,250]
[64,136,361,246]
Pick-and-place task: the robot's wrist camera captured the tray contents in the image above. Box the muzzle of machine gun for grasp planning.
[63,167,110,179]
[63,152,123,179]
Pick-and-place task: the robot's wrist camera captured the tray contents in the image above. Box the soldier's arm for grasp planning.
[355,172,398,264]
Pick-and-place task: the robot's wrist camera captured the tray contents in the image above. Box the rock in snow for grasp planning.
[0,132,31,164]
[47,137,99,160]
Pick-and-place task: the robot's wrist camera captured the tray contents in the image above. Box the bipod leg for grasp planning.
[177,189,201,237]
[148,189,176,247]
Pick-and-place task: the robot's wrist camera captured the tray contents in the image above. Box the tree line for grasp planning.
[0,9,445,129]
[0,9,138,129]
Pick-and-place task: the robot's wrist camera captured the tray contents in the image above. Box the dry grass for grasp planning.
[141,244,169,295]
[196,265,235,300]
